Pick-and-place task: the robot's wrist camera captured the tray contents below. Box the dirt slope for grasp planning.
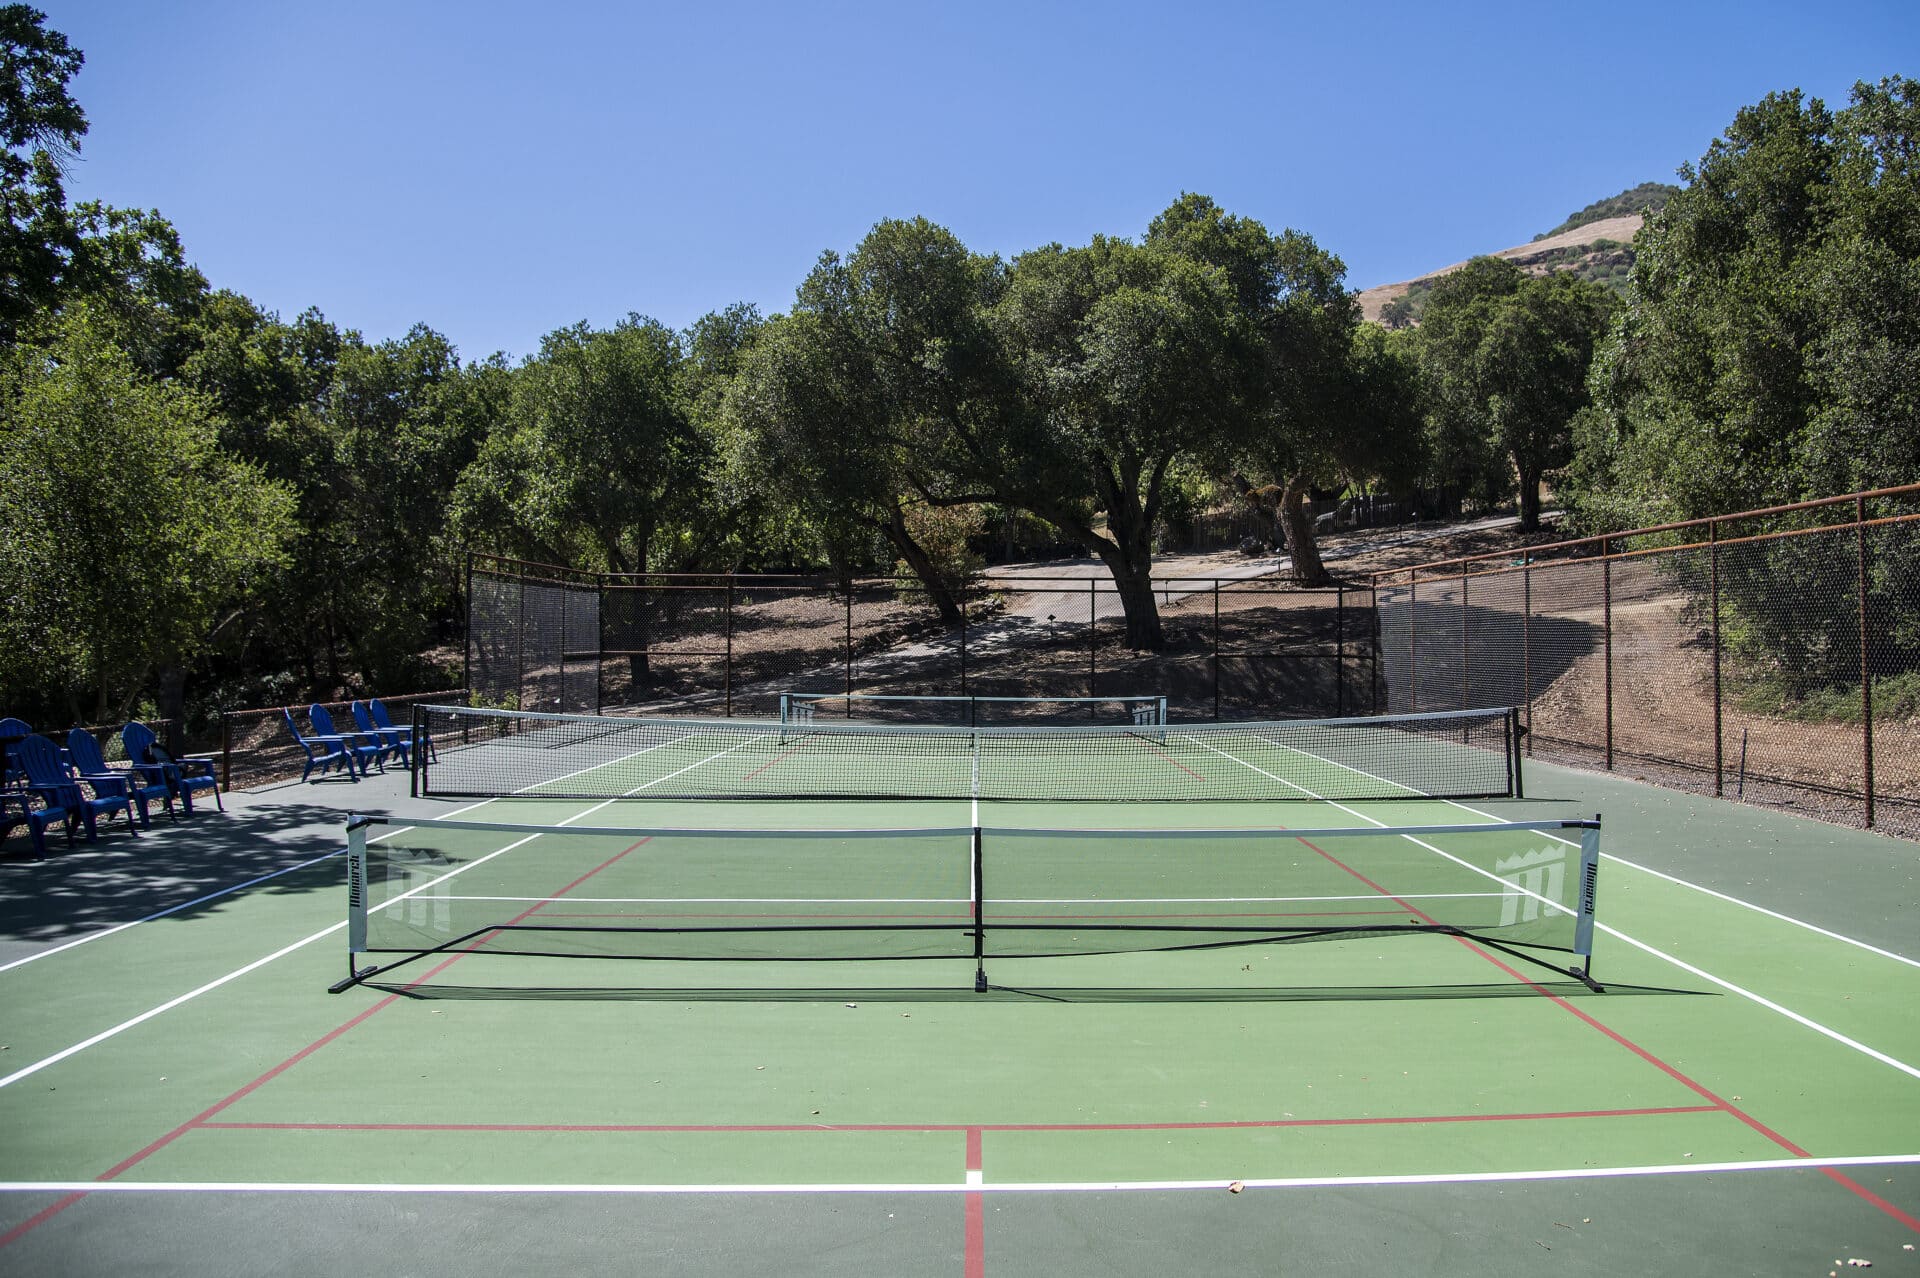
[1355,213,1646,324]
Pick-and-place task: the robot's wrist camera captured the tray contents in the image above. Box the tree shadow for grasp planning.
[0,798,359,944]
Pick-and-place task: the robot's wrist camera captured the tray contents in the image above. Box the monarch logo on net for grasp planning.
[1495,845,1568,926]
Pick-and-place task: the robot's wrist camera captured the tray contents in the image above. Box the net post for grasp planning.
[1509,706,1523,799]
[329,817,372,993]
[971,825,987,992]
[410,705,422,798]
[1573,818,1602,989]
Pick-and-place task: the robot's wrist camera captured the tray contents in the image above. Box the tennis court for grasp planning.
[2,703,1917,1275]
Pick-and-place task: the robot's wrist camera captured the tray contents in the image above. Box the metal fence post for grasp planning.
[1710,522,1722,796]
[724,578,735,717]
[1408,573,1419,713]
[1602,537,1613,771]
[220,711,232,790]
[1335,588,1345,718]
[845,588,853,710]
[1522,559,1533,755]
[1859,495,1875,827]
[960,594,969,698]
[1213,581,1221,721]
[1088,578,1097,701]
[1459,562,1470,711]
[461,550,473,703]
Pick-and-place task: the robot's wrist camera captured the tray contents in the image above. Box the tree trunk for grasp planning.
[1278,477,1333,587]
[1087,500,1164,650]
[1516,464,1542,532]
[882,506,965,626]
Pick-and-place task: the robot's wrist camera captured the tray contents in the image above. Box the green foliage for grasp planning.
[891,503,985,603]
[1572,77,1920,526]
[1535,182,1680,239]
[0,304,295,716]
[453,316,704,574]
[1416,257,1614,528]
[0,4,85,342]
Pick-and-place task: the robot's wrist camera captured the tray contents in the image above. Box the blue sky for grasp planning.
[44,0,1920,363]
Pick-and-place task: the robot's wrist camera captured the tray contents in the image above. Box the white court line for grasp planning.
[1266,732,1920,972]
[0,733,775,1092]
[0,849,346,976]
[1180,736,1575,918]
[0,728,757,977]
[442,892,1505,905]
[2,1152,1916,1195]
[1198,734,1920,1084]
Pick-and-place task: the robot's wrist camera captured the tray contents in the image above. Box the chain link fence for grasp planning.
[465,556,1378,726]
[1375,486,1920,837]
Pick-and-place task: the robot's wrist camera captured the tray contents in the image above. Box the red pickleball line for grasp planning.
[1291,832,1920,1233]
[195,1104,1720,1134]
[0,834,654,1248]
[964,1126,984,1278]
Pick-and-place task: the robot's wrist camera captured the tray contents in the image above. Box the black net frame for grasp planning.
[334,814,1603,994]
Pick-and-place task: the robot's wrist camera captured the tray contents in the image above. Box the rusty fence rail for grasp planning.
[1373,484,1920,836]
[217,689,467,790]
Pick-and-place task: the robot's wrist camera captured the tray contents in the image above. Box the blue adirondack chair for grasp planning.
[0,716,31,788]
[281,708,355,781]
[369,699,435,763]
[350,700,411,769]
[123,721,223,813]
[0,790,62,858]
[10,732,139,844]
[309,704,386,777]
[69,729,173,827]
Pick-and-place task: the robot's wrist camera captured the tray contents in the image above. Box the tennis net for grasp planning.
[334,814,1601,992]
[780,692,1168,728]
[410,703,1524,802]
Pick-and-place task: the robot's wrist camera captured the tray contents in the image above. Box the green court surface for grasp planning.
[1,729,1917,1276]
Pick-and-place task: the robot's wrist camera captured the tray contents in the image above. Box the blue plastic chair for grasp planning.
[0,790,61,857]
[370,699,435,763]
[282,709,357,782]
[123,722,223,813]
[68,729,173,827]
[0,716,31,788]
[350,700,411,769]
[309,705,386,778]
[10,733,139,844]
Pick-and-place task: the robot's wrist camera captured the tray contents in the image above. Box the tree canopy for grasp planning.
[4,1,1910,735]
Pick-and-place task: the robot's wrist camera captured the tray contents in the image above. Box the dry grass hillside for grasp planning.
[1355,212,1646,324]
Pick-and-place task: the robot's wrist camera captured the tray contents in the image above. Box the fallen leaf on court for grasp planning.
[1227,1182,1244,1193]
[1845,1261,1871,1268]
[845,1003,858,1008]
[755,1065,765,1070]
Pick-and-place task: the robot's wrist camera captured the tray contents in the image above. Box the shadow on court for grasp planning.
[0,799,355,946]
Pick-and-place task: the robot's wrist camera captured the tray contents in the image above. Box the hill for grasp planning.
[1356,207,1653,328]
